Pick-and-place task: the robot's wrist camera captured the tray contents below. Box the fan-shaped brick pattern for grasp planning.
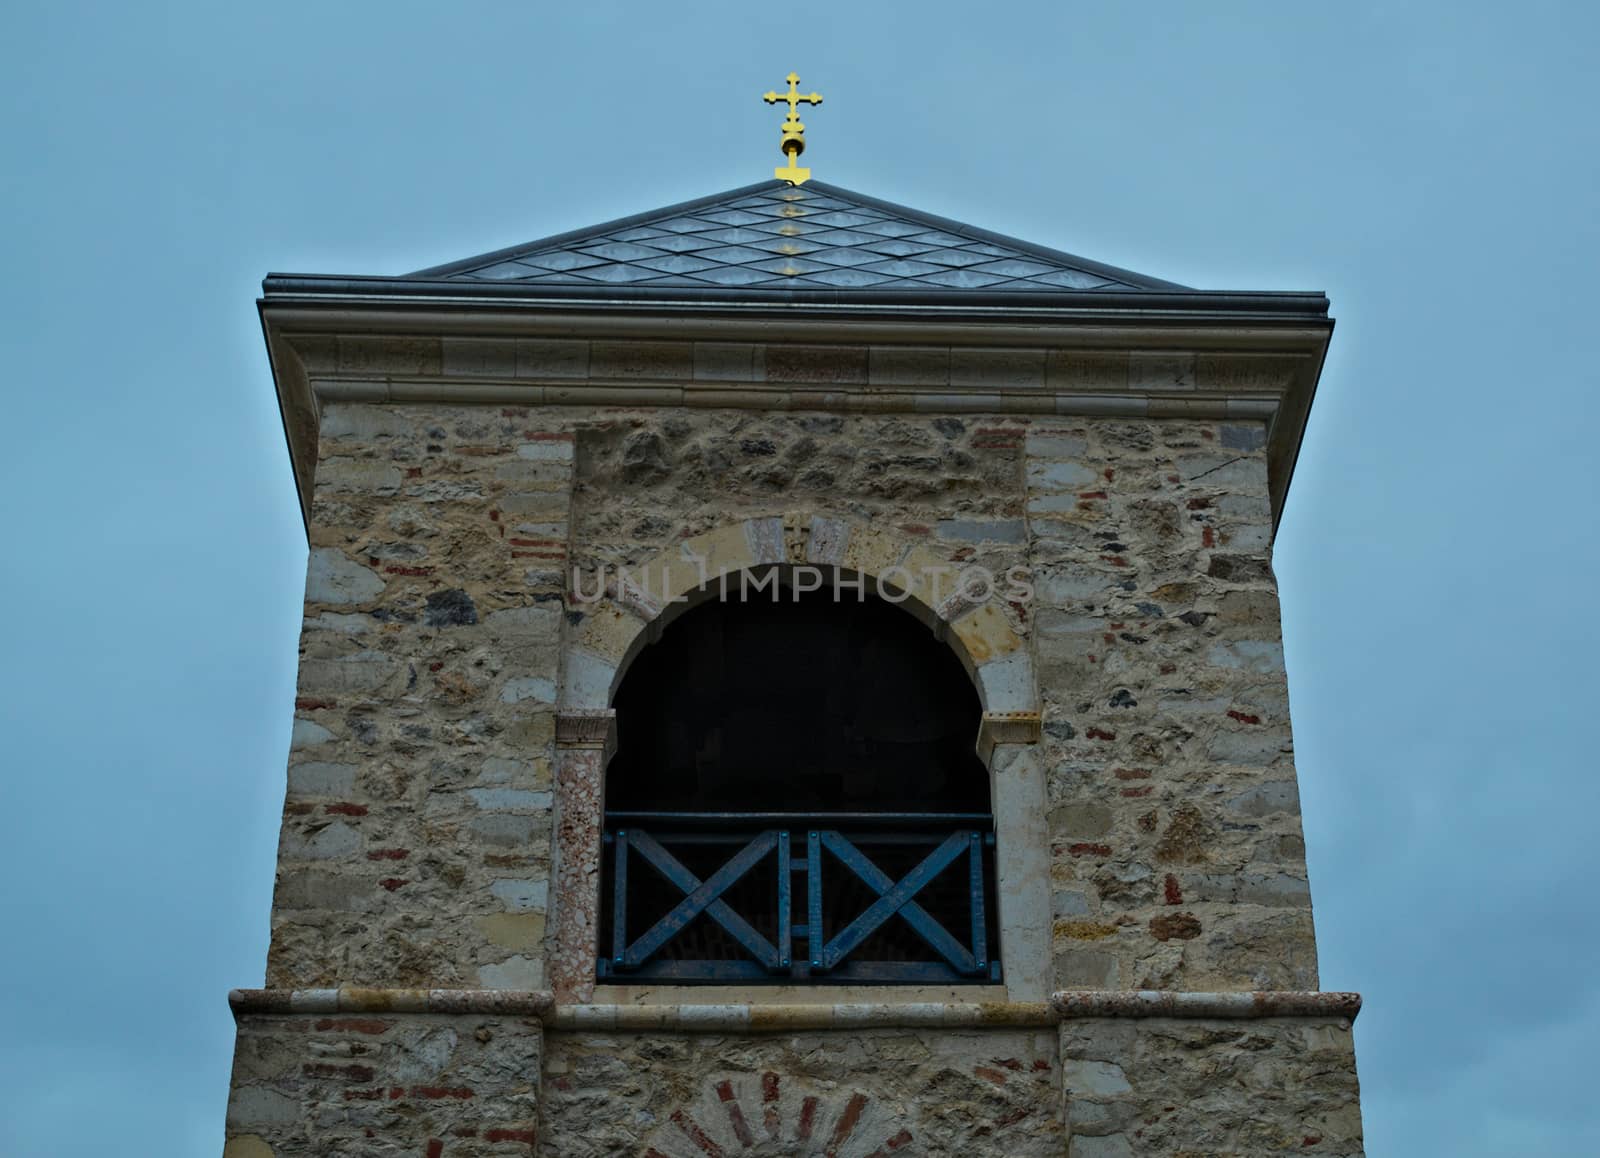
[538,1032,1065,1158]
[643,1075,908,1158]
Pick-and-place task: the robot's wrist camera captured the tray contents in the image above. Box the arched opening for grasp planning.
[598,568,1000,986]
[607,578,987,813]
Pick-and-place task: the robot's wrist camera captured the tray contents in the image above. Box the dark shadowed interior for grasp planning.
[605,576,989,814]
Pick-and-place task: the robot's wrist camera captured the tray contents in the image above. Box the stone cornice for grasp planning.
[1051,990,1362,1020]
[260,278,1330,322]
[228,987,556,1016]
[229,988,1360,1027]
[261,299,1332,346]
[554,709,617,753]
[977,710,1044,762]
[261,299,1331,540]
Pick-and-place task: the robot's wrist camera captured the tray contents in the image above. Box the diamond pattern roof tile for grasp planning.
[409,180,1188,296]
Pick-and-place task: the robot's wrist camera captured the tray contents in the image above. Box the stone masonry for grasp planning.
[275,403,1313,993]
[226,1005,544,1158]
[229,196,1363,1155]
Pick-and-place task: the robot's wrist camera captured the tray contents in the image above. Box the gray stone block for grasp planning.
[286,762,356,798]
[304,549,384,605]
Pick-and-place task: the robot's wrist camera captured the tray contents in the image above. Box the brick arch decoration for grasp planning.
[628,1058,1062,1158]
[564,512,1038,724]
[641,1073,911,1158]
[548,513,1047,1004]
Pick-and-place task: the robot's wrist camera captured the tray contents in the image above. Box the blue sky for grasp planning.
[2,2,1597,1153]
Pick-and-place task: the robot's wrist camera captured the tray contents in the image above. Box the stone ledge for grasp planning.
[228,987,555,1017]
[312,377,1275,421]
[553,708,616,750]
[977,709,1043,760]
[1051,989,1361,1020]
[229,988,1359,1026]
[554,1002,1056,1032]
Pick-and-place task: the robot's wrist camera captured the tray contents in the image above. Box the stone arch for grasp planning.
[562,512,1040,750]
[550,512,1049,1004]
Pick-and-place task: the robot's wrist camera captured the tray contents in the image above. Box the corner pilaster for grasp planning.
[548,709,615,1003]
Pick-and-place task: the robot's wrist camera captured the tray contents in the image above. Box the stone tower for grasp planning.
[225,180,1364,1156]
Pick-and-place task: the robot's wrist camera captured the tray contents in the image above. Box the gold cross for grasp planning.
[762,71,823,185]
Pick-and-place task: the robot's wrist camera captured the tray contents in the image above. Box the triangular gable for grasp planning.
[411,180,1186,294]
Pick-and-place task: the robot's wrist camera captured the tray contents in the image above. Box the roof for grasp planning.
[264,179,1328,319]
[407,179,1188,295]
[264,180,1328,317]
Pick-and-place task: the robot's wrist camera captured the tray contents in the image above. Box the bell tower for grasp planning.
[224,168,1363,1154]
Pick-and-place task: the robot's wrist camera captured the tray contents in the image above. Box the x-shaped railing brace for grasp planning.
[612,829,784,971]
[809,830,984,975]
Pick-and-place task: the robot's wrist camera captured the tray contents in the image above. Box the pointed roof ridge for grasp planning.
[403,179,1188,294]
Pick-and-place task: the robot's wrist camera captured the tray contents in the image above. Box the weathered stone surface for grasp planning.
[470,814,543,847]
[486,605,560,642]
[542,1029,1061,1156]
[517,338,589,379]
[1060,1018,1363,1155]
[225,1014,542,1154]
[477,912,545,952]
[284,761,356,798]
[226,1084,301,1126]
[237,395,1355,1151]
[423,587,478,626]
[296,651,400,694]
[268,407,571,991]
[1219,423,1267,451]
[316,457,403,495]
[303,548,383,605]
[273,870,379,913]
[288,719,334,749]
[1024,417,1317,993]
[468,787,553,812]
[621,429,671,484]
[500,676,557,704]
[490,878,548,912]
[280,820,361,860]
[478,954,543,989]
[937,517,1027,544]
[221,1137,273,1158]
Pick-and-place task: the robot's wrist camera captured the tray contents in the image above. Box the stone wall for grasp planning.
[541,1028,1061,1157]
[226,1012,543,1157]
[233,394,1346,1156]
[1024,421,1317,993]
[1060,1017,1363,1156]
[221,996,1362,1156]
[278,399,1315,995]
[567,409,1028,589]
[275,403,577,990]
[276,403,1050,993]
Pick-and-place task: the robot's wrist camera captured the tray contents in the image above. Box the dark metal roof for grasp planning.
[406,180,1186,294]
[261,180,1329,319]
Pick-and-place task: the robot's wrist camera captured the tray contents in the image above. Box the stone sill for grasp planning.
[591,982,1009,1008]
[229,988,1360,1029]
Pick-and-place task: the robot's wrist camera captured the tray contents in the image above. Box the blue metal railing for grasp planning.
[597,812,1000,984]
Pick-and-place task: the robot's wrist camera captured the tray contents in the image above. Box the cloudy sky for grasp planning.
[3,2,1597,1153]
